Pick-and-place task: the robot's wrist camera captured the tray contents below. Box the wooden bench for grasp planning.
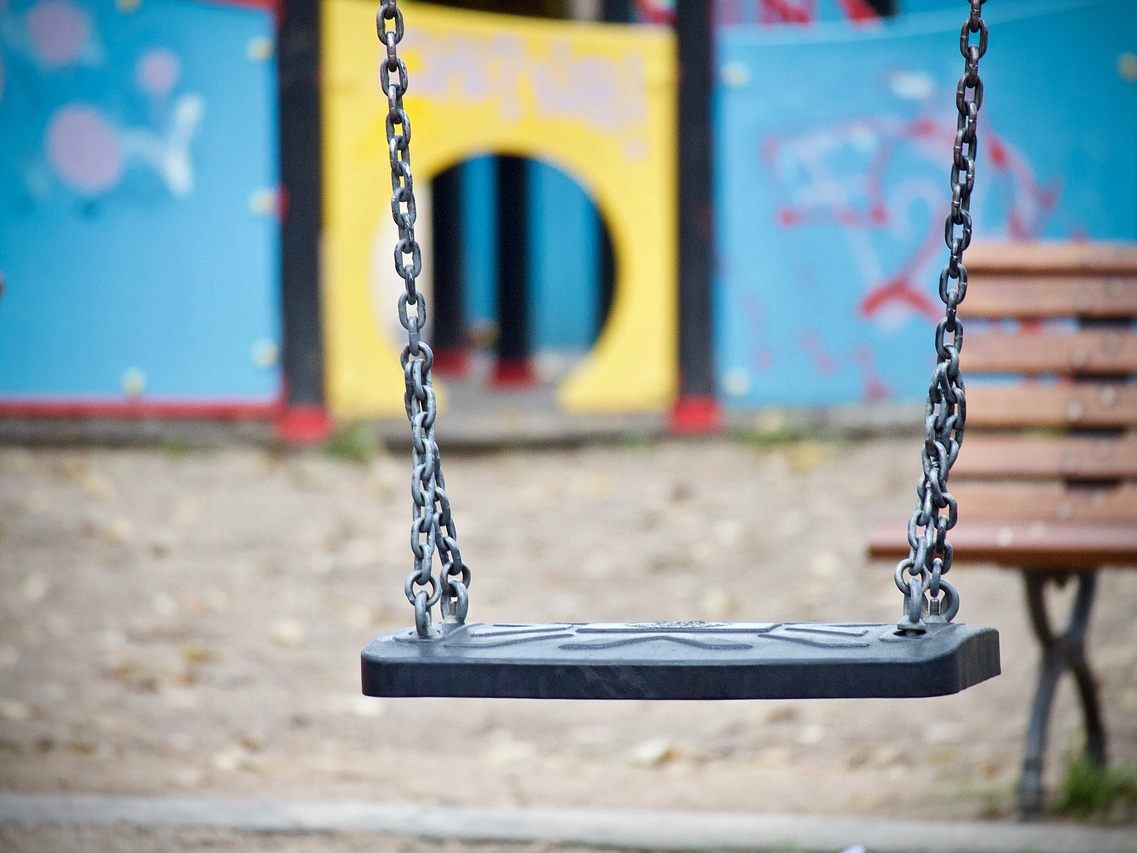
[868,241,1137,816]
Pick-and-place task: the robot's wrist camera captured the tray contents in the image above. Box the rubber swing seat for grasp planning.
[361,620,1000,699]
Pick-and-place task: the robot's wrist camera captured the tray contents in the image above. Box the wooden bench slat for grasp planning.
[965,242,1137,274]
[954,435,1137,480]
[963,330,1137,376]
[960,277,1137,318]
[868,521,1137,570]
[966,385,1137,429]
[950,484,1137,522]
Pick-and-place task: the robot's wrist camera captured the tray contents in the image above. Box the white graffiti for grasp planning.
[404,29,648,134]
[120,93,205,197]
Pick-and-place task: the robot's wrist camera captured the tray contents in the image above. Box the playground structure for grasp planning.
[322,0,677,417]
[0,0,281,419]
[0,0,1135,438]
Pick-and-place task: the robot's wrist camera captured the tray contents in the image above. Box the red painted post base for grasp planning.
[432,348,472,378]
[275,405,333,445]
[667,395,723,435]
[492,358,538,389]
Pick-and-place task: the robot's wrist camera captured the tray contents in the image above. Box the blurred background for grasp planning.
[1,1,1136,851]
[2,0,1134,431]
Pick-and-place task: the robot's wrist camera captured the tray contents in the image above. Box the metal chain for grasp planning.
[378,0,985,637]
[895,0,988,634]
[377,0,469,638]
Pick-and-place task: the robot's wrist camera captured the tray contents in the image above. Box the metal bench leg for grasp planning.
[1018,571,1106,818]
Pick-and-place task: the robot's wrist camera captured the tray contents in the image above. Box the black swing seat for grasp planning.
[362,620,1000,699]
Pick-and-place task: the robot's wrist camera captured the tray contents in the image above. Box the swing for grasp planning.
[361,0,1001,700]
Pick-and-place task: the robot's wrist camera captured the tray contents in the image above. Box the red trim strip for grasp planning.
[634,0,676,25]
[0,399,281,420]
[198,0,280,15]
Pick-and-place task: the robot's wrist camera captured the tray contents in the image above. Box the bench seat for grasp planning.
[869,519,1137,571]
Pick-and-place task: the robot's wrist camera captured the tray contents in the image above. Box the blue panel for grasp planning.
[0,0,280,402]
[456,156,600,352]
[459,156,496,330]
[527,160,599,351]
[713,0,1137,407]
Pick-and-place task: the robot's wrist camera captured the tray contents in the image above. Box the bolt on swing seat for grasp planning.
[363,0,1000,701]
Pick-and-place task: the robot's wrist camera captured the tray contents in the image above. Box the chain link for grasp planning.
[377,0,469,638]
[895,0,987,634]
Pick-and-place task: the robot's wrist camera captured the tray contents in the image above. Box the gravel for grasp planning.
[1,439,1134,833]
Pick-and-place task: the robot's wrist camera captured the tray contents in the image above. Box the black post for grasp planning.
[493,155,536,387]
[596,212,616,341]
[599,0,632,22]
[671,0,721,432]
[594,0,629,338]
[431,167,469,376]
[276,0,330,442]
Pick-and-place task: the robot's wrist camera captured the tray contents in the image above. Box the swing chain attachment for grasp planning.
[896,0,987,635]
[377,0,470,638]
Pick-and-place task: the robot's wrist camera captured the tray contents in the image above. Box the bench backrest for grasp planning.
[953,242,1137,525]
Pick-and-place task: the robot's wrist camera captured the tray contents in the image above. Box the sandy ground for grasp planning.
[1,438,1135,843]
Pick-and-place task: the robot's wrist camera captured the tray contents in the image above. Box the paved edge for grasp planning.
[1,795,1133,852]
[0,402,922,451]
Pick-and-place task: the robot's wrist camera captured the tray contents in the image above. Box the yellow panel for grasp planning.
[322,0,677,416]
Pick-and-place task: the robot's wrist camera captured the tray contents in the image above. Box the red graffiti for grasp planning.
[764,113,1060,324]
